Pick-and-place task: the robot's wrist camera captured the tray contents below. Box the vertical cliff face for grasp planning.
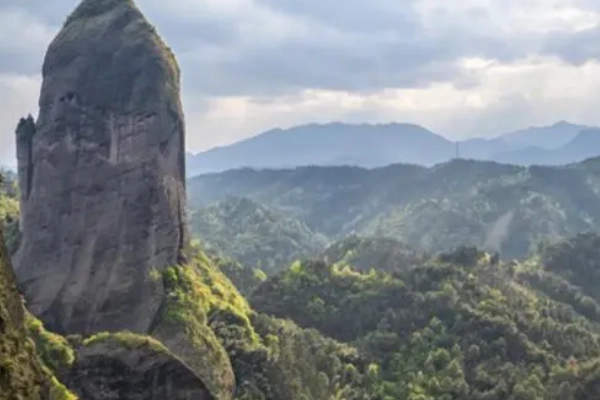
[14,0,188,335]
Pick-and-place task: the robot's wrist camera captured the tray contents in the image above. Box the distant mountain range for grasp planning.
[186,121,599,176]
[498,120,589,149]
[187,157,600,259]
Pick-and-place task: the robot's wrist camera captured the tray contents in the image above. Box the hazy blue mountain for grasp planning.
[558,128,600,160]
[458,137,518,159]
[497,120,590,150]
[185,121,599,177]
[494,128,600,165]
[186,123,457,175]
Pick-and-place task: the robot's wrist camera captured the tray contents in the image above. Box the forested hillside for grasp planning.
[323,235,426,273]
[188,158,600,259]
[190,197,328,272]
[251,234,600,400]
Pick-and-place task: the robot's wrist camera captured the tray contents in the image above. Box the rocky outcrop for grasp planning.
[12,1,237,398]
[67,333,214,400]
[14,0,188,335]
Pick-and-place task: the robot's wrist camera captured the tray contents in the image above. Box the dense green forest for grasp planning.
[251,234,600,399]
[323,236,427,273]
[190,197,328,273]
[188,158,600,260]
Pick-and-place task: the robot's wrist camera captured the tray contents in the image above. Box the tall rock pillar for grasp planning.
[14,0,188,335]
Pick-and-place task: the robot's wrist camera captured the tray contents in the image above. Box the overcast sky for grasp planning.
[2,0,600,164]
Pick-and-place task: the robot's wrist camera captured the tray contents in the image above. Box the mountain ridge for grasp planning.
[187,122,453,175]
[188,157,600,259]
[186,121,598,176]
[496,120,592,149]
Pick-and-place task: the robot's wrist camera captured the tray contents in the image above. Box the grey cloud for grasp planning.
[160,0,583,96]
[0,1,75,25]
[255,0,419,33]
[441,93,545,138]
[170,13,517,96]
[0,49,41,75]
[573,0,600,11]
[183,39,467,96]
[1,0,600,97]
[0,5,60,75]
[543,26,600,65]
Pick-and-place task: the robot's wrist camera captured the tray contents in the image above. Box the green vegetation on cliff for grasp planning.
[151,249,246,400]
[0,237,46,400]
[26,314,75,376]
[81,331,169,354]
[0,223,75,400]
[148,244,373,400]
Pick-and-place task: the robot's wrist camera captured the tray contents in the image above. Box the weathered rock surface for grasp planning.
[14,0,188,335]
[68,334,214,400]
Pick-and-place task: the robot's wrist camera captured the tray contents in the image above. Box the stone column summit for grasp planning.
[14,0,189,335]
